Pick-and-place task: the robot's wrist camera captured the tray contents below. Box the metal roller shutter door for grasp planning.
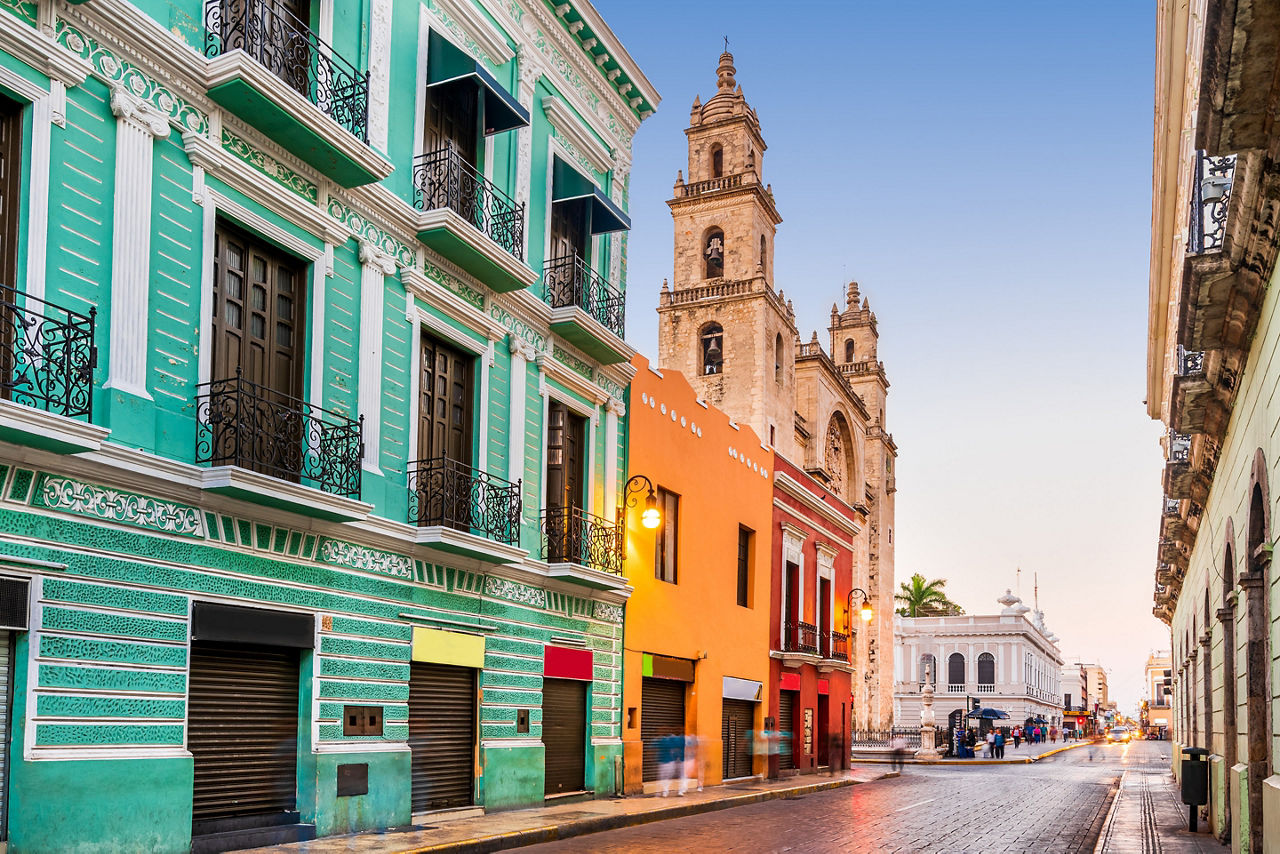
[408,662,476,812]
[542,678,587,795]
[640,678,685,782]
[0,631,10,841]
[721,698,755,780]
[188,641,300,825]
[778,690,796,771]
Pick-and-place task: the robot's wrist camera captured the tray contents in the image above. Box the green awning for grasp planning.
[552,158,630,234]
[427,30,529,136]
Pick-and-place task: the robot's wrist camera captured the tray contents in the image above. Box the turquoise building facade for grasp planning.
[0,0,657,849]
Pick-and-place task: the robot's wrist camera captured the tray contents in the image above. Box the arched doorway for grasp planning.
[1242,450,1271,853]
[1219,518,1237,841]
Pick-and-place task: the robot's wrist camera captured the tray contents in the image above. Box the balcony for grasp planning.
[543,255,630,364]
[409,457,525,564]
[203,0,392,187]
[195,373,370,521]
[0,285,108,453]
[782,621,819,656]
[947,683,965,693]
[540,505,624,589]
[413,146,536,293]
[976,683,995,694]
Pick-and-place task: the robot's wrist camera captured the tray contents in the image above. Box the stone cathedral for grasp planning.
[657,50,899,728]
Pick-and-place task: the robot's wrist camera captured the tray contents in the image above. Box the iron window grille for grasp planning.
[195,371,364,498]
[413,145,526,259]
[542,254,626,339]
[0,284,96,420]
[408,457,522,546]
[203,0,371,143]
[540,505,622,575]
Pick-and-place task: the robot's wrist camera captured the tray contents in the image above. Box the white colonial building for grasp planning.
[893,591,1065,731]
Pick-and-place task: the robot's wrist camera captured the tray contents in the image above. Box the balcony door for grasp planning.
[546,401,584,512]
[222,0,313,99]
[424,81,478,165]
[0,95,21,403]
[212,222,305,397]
[417,333,473,465]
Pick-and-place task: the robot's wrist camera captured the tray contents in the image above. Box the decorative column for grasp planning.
[357,241,396,474]
[603,397,624,521]
[104,88,169,401]
[507,336,538,485]
[916,682,939,761]
[367,0,393,153]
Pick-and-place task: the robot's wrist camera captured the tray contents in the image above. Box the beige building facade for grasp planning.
[655,51,897,727]
[1147,1,1280,850]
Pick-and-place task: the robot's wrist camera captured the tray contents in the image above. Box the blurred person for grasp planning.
[657,729,684,796]
[1012,726,1021,749]
[984,730,994,758]
[890,732,907,771]
[994,729,1006,759]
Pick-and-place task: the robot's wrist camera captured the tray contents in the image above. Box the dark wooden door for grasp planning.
[721,699,754,779]
[778,691,796,771]
[408,662,476,812]
[545,401,584,511]
[550,199,588,263]
[424,82,478,165]
[212,223,305,396]
[418,333,473,463]
[542,678,587,796]
[188,641,299,830]
[0,96,21,401]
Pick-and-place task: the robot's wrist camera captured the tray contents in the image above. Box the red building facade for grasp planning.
[768,455,865,775]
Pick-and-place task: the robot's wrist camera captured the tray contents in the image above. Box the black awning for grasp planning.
[552,158,630,234]
[427,30,529,136]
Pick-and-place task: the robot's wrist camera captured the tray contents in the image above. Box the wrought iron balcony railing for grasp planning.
[540,505,622,575]
[204,0,370,143]
[195,372,363,498]
[0,284,96,420]
[543,254,625,338]
[409,457,521,546]
[829,630,849,661]
[1188,150,1235,255]
[782,620,818,655]
[414,145,526,260]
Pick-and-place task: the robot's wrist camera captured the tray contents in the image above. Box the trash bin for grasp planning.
[1181,746,1210,832]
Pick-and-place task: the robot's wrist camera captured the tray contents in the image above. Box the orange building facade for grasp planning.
[621,355,775,793]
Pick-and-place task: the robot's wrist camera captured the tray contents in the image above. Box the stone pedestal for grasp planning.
[915,683,940,760]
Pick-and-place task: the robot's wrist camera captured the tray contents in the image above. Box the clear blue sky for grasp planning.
[598,0,1167,712]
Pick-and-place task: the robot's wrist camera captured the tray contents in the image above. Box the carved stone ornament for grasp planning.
[605,396,626,417]
[825,420,846,497]
[358,239,397,276]
[509,335,539,362]
[109,87,170,138]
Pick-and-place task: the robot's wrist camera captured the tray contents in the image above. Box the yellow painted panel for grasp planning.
[411,626,486,668]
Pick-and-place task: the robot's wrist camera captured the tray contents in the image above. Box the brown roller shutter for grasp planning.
[408,662,476,812]
[189,642,299,827]
[641,678,685,782]
[542,678,587,795]
[721,698,755,780]
[778,691,796,771]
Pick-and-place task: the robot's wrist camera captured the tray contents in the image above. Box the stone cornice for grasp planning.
[773,470,861,538]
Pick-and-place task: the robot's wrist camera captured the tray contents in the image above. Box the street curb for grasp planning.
[1092,769,1127,854]
[390,774,888,854]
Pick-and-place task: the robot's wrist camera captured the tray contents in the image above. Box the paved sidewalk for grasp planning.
[1094,765,1219,853]
[242,767,891,854]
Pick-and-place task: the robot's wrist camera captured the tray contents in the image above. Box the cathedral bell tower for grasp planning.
[657,50,797,452]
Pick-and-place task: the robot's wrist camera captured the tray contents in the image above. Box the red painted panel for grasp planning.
[544,645,592,680]
[817,679,829,696]
[779,671,801,691]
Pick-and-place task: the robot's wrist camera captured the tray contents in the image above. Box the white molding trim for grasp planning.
[0,401,111,454]
[200,466,373,522]
[541,95,612,173]
[204,52,394,185]
[206,188,328,263]
[367,0,393,154]
[547,305,634,364]
[774,471,862,538]
[415,527,528,566]
[182,129,349,246]
[357,241,396,474]
[314,742,411,755]
[508,337,535,493]
[403,266,505,342]
[436,0,516,64]
[537,353,608,408]
[0,12,92,89]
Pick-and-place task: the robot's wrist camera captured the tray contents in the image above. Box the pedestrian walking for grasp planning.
[1012,726,1021,749]
[994,730,1006,759]
[984,730,995,758]
[890,733,907,772]
[1050,726,1058,743]
[657,730,684,796]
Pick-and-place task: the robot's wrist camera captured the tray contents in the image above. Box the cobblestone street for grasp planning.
[524,742,1170,853]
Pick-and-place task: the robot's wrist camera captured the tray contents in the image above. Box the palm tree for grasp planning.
[895,573,964,617]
